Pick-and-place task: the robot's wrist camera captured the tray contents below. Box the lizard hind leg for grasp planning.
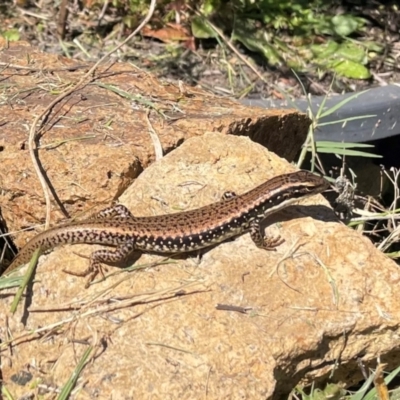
[63,239,136,287]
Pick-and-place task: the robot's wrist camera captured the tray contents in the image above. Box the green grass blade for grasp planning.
[317,114,376,127]
[315,77,337,121]
[318,90,370,118]
[315,141,375,148]
[0,275,24,290]
[58,346,93,400]
[350,371,375,400]
[363,364,400,400]
[308,141,382,158]
[10,248,41,314]
[311,147,382,157]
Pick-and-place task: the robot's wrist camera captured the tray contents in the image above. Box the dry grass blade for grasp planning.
[348,167,400,255]
[373,363,390,400]
[145,342,196,355]
[1,280,208,349]
[146,111,164,160]
[309,253,338,307]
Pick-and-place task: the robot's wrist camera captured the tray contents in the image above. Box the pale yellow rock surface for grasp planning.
[1,133,399,399]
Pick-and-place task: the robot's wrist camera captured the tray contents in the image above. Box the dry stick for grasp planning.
[28,0,157,229]
[0,62,88,72]
[57,0,69,39]
[2,282,202,348]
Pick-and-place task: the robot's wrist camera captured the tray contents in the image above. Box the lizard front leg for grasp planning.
[249,219,285,251]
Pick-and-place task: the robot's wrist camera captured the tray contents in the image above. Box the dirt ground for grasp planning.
[1,0,399,100]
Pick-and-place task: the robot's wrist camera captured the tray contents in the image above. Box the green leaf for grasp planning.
[331,59,371,79]
[311,40,338,59]
[233,20,282,65]
[331,14,360,36]
[362,41,384,52]
[336,42,367,64]
[202,0,220,16]
[191,17,217,39]
[2,29,20,41]
[123,15,138,29]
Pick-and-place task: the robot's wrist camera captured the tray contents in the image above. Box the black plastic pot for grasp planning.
[241,84,400,143]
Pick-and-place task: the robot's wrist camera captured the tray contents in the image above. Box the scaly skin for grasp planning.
[3,171,329,284]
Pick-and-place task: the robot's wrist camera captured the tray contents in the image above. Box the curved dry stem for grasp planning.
[28,0,158,229]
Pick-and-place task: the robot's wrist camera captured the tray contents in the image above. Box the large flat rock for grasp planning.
[1,133,399,399]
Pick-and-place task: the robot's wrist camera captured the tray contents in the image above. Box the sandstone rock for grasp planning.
[1,133,399,399]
